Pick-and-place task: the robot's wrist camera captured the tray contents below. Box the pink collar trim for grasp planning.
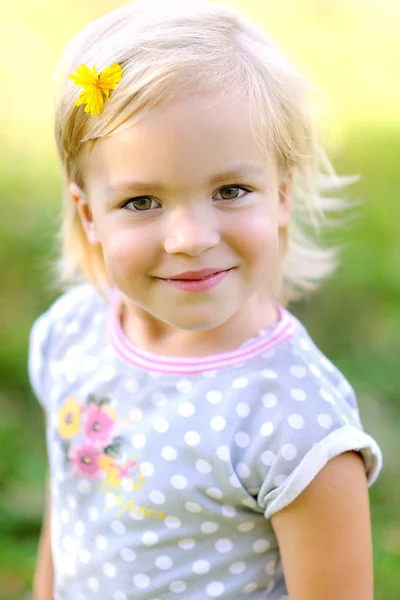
[106,292,297,375]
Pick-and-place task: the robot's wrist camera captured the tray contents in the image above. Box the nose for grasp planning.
[163,204,221,256]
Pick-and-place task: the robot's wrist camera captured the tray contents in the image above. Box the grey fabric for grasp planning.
[28,284,382,600]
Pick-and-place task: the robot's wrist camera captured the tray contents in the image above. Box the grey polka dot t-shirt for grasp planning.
[28,284,382,600]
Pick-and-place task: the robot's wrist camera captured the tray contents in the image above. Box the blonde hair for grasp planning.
[53,0,358,307]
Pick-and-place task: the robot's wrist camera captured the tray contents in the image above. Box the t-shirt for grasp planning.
[28,284,382,600]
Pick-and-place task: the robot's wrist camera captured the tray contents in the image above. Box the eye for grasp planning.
[215,185,250,202]
[122,196,158,212]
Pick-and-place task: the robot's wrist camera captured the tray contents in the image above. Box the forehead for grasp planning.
[85,92,276,191]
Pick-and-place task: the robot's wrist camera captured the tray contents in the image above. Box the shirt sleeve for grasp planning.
[28,310,53,411]
[236,368,383,520]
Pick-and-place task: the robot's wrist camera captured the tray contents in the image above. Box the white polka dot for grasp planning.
[171,475,187,490]
[241,497,258,509]
[86,331,99,346]
[193,560,210,574]
[81,356,97,372]
[162,446,177,460]
[210,416,226,431]
[149,490,166,505]
[78,480,92,494]
[232,377,248,388]
[288,413,304,429]
[96,535,108,550]
[320,388,334,403]
[151,392,167,407]
[235,432,249,448]
[184,431,200,446]
[133,574,150,588]
[61,509,69,524]
[131,433,146,448]
[221,505,236,518]
[120,548,136,562]
[274,474,288,486]
[129,407,143,422]
[309,364,322,377]
[206,582,225,597]
[216,445,230,461]
[140,462,154,476]
[142,531,158,546]
[261,369,278,379]
[121,479,134,492]
[67,494,77,509]
[262,393,277,408]
[155,555,173,570]
[111,520,126,535]
[206,390,222,404]
[236,402,250,418]
[229,473,242,488]
[169,580,187,593]
[318,413,333,429]
[165,516,182,529]
[196,459,212,474]
[238,521,255,532]
[87,577,99,592]
[103,562,116,577]
[236,463,251,478]
[178,538,195,550]
[113,591,127,600]
[260,422,274,436]
[201,521,219,534]
[230,560,247,576]
[290,365,307,378]
[154,417,169,432]
[265,560,277,575]
[79,549,91,564]
[88,506,99,521]
[185,501,202,513]
[125,379,139,393]
[281,443,298,460]
[206,487,223,499]
[62,535,73,552]
[244,582,258,593]
[105,493,118,508]
[215,539,233,553]
[176,378,192,393]
[253,539,270,553]
[261,450,276,466]
[178,402,195,417]
[100,366,115,381]
[290,388,307,401]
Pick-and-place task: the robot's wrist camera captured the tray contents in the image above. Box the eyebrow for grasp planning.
[103,163,266,198]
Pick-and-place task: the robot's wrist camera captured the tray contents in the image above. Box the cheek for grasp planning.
[100,226,152,275]
[229,209,279,262]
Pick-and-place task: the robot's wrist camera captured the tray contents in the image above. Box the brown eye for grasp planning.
[220,187,240,200]
[123,196,156,211]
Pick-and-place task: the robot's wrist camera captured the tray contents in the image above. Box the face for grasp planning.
[72,91,291,344]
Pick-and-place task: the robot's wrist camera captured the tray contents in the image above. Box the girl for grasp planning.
[29,1,382,599]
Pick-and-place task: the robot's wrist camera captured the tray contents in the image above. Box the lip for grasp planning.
[161,268,232,292]
[161,268,231,281]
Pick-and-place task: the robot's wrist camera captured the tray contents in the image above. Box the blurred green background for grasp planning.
[1,0,399,598]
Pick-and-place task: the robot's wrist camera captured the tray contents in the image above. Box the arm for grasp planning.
[33,414,54,600]
[271,451,374,600]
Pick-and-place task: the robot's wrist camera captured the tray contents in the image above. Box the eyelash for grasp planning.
[120,185,252,212]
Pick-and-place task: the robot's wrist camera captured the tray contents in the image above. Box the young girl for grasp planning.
[29,1,382,599]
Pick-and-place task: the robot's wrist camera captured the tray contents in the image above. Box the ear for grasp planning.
[69,182,100,246]
[278,171,292,228]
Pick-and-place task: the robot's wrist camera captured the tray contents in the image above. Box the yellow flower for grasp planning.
[70,63,122,115]
[58,396,81,439]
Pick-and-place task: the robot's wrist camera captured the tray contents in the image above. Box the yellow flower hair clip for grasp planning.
[70,63,122,116]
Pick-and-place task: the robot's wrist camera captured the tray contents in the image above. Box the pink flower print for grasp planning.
[71,444,102,478]
[85,404,115,445]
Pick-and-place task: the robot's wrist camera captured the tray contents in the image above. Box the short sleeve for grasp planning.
[237,371,383,520]
[28,311,52,410]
